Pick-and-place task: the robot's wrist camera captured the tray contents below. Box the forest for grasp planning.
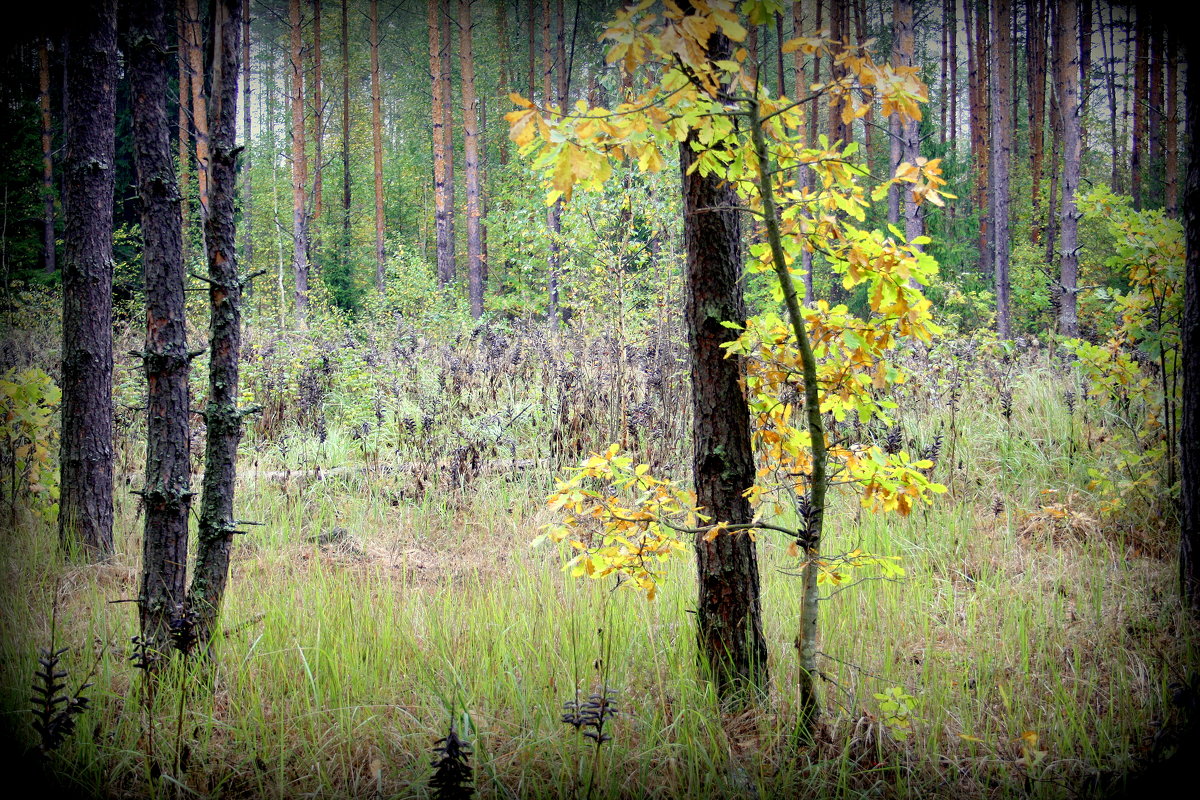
[0,0,1197,797]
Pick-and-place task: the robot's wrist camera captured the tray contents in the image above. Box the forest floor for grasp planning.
[1,319,1197,799]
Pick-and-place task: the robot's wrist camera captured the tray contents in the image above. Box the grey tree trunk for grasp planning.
[60,0,117,559]
[989,0,1013,337]
[1055,0,1081,337]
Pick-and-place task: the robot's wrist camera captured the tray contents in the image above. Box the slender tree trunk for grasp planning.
[430,0,455,287]
[1181,31,1200,612]
[496,0,511,166]
[313,0,323,220]
[342,0,355,283]
[896,0,922,243]
[289,0,310,325]
[39,39,55,276]
[1078,0,1091,152]
[1148,9,1163,205]
[1056,0,1081,337]
[1046,0,1061,265]
[60,0,117,559]
[794,0,814,305]
[990,0,1012,336]
[178,0,190,253]
[372,0,386,288]
[184,0,210,224]
[242,0,252,278]
[129,0,190,657]
[189,0,245,654]
[439,3,456,281]
[940,0,949,149]
[527,0,536,101]
[461,0,484,318]
[543,0,561,322]
[809,0,821,145]
[1101,0,1119,193]
[1027,0,1046,243]
[973,0,991,272]
[888,0,903,226]
[1165,29,1178,217]
[1132,5,1146,209]
[678,8,768,703]
[775,11,786,98]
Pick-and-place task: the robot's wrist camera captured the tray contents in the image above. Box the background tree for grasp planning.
[1182,32,1199,612]
[289,0,310,325]
[371,0,385,288]
[1055,0,1081,336]
[38,38,54,276]
[989,0,1012,336]
[59,0,117,558]
[461,0,485,318]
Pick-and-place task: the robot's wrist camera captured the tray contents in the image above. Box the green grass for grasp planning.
[1,342,1194,799]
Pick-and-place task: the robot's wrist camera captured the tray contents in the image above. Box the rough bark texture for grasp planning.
[1101,0,1119,194]
[895,0,922,244]
[678,14,768,701]
[189,0,244,654]
[1055,0,1081,337]
[39,39,55,275]
[290,0,310,325]
[439,5,457,284]
[313,0,324,219]
[60,0,117,559]
[430,0,455,287]
[1027,0,1046,243]
[184,0,210,223]
[1131,6,1146,209]
[972,0,991,272]
[1165,29,1178,217]
[461,0,484,318]
[343,0,356,284]
[1182,29,1200,612]
[1147,9,1162,206]
[990,0,1012,337]
[129,0,191,656]
[242,0,253,276]
[177,0,190,250]
[372,0,386,288]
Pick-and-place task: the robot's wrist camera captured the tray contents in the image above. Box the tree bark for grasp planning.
[1027,0,1046,243]
[184,0,210,224]
[129,0,191,657]
[372,0,386,288]
[39,39,55,276]
[678,8,768,702]
[1165,29,1178,217]
[430,0,456,288]
[1055,0,1080,337]
[1182,30,1200,613]
[242,0,252,277]
[177,0,190,253]
[289,0,310,325]
[439,4,457,283]
[1101,0,1119,193]
[60,0,117,559]
[461,0,484,318]
[342,0,355,283]
[895,0,922,244]
[313,0,324,220]
[1132,5,1146,209]
[496,0,511,166]
[188,0,245,654]
[990,0,1012,337]
[543,0,561,322]
[972,0,991,272]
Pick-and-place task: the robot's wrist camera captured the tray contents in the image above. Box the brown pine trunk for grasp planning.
[39,39,55,275]
[678,13,767,702]
[129,0,191,656]
[60,0,116,559]
[1056,0,1081,337]
[940,0,949,148]
[973,0,991,272]
[461,0,484,318]
[809,0,822,145]
[854,0,872,156]
[439,3,456,279]
[430,0,455,287]
[775,11,786,97]
[189,0,245,654]
[990,0,1012,336]
[313,0,323,220]
[1165,29,1178,217]
[1078,0,1091,151]
[1027,0,1046,243]
[1148,11,1162,207]
[290,0,310,325]
[888,0,903,226]
[1102,1,1120,193]
[184,0,210,223]
[1132,6,1146,209]
[372,0,385,288]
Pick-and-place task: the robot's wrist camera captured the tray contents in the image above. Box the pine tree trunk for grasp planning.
[527,0,536,101]
[1027,0,1046,243]
[343,0,355,282]
[895,0,922,244]
[39,39,55,276]
[372,0,386,288]
[289,0,310,325]
[496,0,511,166]
[1056,0,1081,337]
[189,0,245,654]
[313,0,323,220]
[1181,31,1200,613]
[793,0,814,306]
[543,0,561,322]
[1132,6,1146,209]
[129,0,191,657]
[1148,10,1163,208]
[678,7,768,703]
[461,0,484,318]
[60,0,116,559]
[1101,0,1119,193]
[439,4,456,283]
[184,0,210,224]
[1078,0,1091,152]
[973,0,991,272]
[990,0,1012,336]
[242,0,252,279]
[177,0,190,253]
[1165,29,1178,217]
